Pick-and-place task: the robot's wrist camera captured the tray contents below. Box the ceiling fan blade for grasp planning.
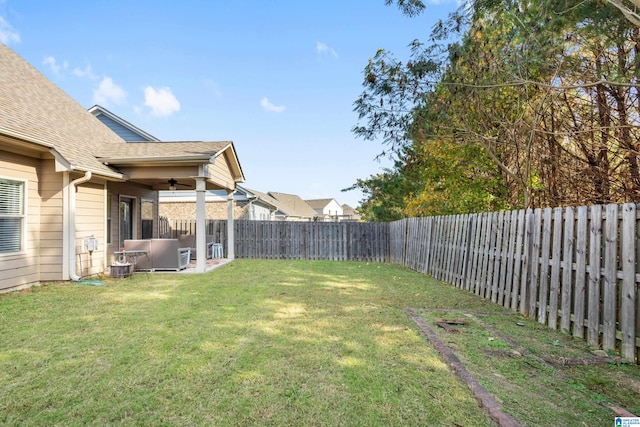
[167,178,192,189]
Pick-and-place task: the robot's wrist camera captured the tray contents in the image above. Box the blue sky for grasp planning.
[0,0,458,208]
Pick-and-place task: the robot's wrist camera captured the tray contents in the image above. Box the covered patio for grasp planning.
[97,141,245,274]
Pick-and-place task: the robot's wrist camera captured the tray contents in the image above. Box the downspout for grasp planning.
[247,194,257,220]
[68,171,92,281]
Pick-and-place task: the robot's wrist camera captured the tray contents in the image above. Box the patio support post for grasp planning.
[195,178,207,273]
[227,190,235,259]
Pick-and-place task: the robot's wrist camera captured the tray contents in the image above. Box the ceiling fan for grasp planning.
[167,178,191,191]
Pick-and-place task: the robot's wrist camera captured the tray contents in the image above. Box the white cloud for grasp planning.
[0,16,19,45]
[260,97,285,113]
[93,77,126,106]
[73,64,98,80]
[42,56,67,75]
[144,86,180,117]
[316,41,337,58]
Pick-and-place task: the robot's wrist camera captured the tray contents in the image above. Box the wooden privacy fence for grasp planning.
[160,205,639,362]
[159,217,228,242]
[234,220,389,261]
[160,219,389,262]
[390,203,639,362]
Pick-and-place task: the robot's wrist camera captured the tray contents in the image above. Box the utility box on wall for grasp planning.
[84,236,99,253]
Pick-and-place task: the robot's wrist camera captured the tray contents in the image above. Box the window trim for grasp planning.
[0,176,27,256]
[106,193,112,245]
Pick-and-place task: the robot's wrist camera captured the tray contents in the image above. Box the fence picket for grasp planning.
[538,208,552,324]
[548,207,563,330]
[588,205,602,346]
[490,212,503,302]
[621,203,636,360]
[503,210,517,308]
[511,210,525,311]
[529,208,543,318]
[603,204,618,352]
[573,206,588,339]
[560,207,575,333]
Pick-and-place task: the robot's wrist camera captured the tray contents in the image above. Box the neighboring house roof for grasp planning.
[242,188,287,215]
[268,192,318,219]
[305,198,335,210]
[89,105,160,142]
[342,204,361,217]
[236,185,280,211]
[0,43,125,178]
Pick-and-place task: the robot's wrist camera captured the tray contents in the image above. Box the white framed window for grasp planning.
[0,178,26,254]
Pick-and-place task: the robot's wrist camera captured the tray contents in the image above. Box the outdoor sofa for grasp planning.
[123,239,191,271]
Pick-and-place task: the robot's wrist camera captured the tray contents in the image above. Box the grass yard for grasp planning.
[1,259,638,426]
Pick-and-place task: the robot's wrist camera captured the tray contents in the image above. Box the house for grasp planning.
[89,105,160,142]
[159,185,279,221]
[341,204,362,222]
[266,192,319,221]
[305,198,344,221]
[86,108,276,223]
[161,188,319,222]
[0,43,244,292]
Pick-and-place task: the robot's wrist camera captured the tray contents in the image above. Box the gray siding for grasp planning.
[95,115,153,142]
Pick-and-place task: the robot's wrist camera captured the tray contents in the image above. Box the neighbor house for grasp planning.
[266,192,319,221]
[341,204,362,222]
[159,185,279,221]
[305,198,343,221]
[0,44,244,291]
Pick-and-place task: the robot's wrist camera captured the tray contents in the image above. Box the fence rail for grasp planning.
[160,204,639,362]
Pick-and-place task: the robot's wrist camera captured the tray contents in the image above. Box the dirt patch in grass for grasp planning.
[408,308,640,426]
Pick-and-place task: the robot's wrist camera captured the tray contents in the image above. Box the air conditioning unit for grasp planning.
[84,236,99,253]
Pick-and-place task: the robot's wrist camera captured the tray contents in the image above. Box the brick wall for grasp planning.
[159,201,250,220]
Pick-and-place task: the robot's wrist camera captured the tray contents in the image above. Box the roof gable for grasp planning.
[305,198,338,210]
[89,105,159,142]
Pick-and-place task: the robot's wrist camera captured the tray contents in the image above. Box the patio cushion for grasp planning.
[123,239,190,271]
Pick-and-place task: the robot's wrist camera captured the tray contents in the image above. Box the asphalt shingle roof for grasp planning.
[94,141,233,161]
[0,43,125,177]
[268,192,318,218]
[304,198,336,210]
[0,44,239,180]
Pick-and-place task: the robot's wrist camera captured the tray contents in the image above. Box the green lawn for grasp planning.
[1,259,638,426]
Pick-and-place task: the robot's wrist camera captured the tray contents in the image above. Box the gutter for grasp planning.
[68,171,92,281]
